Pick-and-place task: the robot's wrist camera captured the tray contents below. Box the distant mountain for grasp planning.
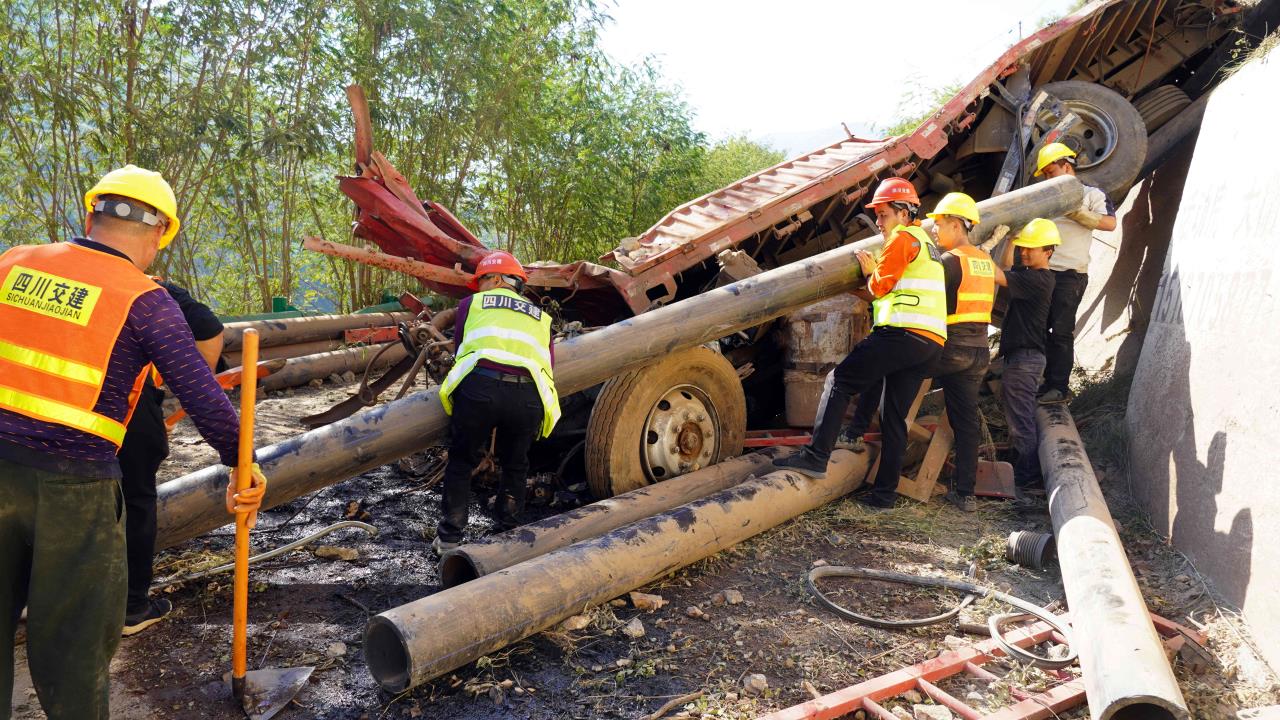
[759,123,881,160]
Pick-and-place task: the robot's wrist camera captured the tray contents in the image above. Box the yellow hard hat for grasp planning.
[84,165,181,248]
[1033,142,1077,177]
[1013,218,1061,248]
[926,192,980,225]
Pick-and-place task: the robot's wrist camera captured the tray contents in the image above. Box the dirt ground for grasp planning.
[8,375,1279,720]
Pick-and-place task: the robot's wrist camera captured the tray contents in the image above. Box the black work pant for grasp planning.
[1,459,126,720]
[438,372,543,543]
[1043,270,1088,394]
[117,387,168,615]
[801,327,940,504]
[845,344,990,496]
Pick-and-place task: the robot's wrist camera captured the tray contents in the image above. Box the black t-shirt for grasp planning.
[941,252,989,348]
[160,281,223,342]
[999,268,1054,356]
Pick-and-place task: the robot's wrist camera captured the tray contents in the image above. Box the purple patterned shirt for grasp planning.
[0,239,240,477]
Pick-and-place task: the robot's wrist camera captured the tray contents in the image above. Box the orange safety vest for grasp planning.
[0,242,161,446]
[945,244,996,325]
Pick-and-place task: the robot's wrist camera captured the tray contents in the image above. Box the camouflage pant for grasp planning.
[0,458,126,720]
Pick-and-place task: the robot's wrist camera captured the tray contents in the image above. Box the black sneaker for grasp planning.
[857,494,896,511]
[944,490,978,513]
[122,598,172,637]
[773,453,827,479]
[432,536,460,556]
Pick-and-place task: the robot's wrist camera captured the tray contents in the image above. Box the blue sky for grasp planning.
[598,0,1083,157]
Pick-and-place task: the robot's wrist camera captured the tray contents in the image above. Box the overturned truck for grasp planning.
[308,0,1247,498]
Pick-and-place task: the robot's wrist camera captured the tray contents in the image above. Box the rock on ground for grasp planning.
[913,705,954,720]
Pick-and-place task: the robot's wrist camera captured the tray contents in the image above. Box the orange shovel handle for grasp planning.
[231,329,259,689]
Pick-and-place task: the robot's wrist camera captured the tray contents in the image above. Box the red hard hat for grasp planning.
[865,177,920,209]
[468,251,528,290]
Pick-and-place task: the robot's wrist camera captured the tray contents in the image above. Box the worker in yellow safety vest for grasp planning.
[775,177,946,510]
[835,192,996,512]
[435,251,559,554]
[0,165,264,719]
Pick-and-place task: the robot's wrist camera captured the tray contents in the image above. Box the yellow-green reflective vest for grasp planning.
[439,288,561,438]
[870,225,948,340]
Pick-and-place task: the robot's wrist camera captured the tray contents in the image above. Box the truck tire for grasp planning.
[585,346,746,498]
[1036,80,1147,199]
[1134,85,1191,133]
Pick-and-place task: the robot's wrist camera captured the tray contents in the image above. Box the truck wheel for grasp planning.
[585,346,746,498]
[1036,80,1147,199]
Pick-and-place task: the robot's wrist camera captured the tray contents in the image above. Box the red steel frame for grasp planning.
[759,613,1202,720]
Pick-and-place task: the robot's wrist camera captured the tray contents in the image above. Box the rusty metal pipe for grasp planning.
[223,338,375,367]
[365,449,872,693]
[223,312,413,351]
[439,448,792,587]
[258,343,409,391]
[1036,404,1188,720]
[155,178,1083,549]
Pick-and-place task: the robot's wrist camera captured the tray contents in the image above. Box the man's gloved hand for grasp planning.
[1066,209,1105,230]
[979,224,1011,252]
[226,462,268,529]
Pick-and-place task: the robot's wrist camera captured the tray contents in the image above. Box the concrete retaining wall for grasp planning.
[1128,45,1280,672]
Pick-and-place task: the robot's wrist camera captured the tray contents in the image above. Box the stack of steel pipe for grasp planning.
[366,448,874,693]
[154,177,1083,549]
[221,311,415,388]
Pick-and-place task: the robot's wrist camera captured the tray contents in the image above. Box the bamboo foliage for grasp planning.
[0,0,780,314]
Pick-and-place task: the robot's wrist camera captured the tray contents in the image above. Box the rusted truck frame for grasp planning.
[312,0,1248,496]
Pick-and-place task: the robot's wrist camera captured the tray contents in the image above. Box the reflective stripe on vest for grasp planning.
[946,245,997,325]
[0,243,160,446]
[871,225,948,339]
[439,288,561,438]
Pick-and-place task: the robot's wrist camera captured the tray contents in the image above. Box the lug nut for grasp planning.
[696,413,706,422]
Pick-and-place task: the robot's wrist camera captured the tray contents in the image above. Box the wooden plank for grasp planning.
[868,380,930,487]
[899,411,955,502]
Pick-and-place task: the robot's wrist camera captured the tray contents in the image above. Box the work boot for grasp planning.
[856,496,895,513]
[432,536,460,556]
[773,452,827,480]
[122,598,173,637]
[1037,389,1072,405]
[944,490,978,513]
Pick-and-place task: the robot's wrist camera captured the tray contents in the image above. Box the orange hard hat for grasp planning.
[468,251,527,290]
[865,177,920,209]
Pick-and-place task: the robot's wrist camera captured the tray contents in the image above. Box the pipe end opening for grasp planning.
[439,551,480,588]
[1103,701,1184,720]
[364,617,412,693]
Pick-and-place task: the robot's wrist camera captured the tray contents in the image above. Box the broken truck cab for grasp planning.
[314,0,1244,497]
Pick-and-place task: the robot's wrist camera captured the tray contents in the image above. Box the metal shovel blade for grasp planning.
[225,666,314,720]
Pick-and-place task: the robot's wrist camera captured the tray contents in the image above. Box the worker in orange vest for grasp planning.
[0,165,264,719]
[835,193,996,511]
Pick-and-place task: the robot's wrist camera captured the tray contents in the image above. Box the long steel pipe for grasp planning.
[223,338,373,367]
[1036,404,1188,720]
[223,312,414,351]
[154,177,1083,549]
[439,447,791,587]
[365,449,872,692]
[259,343,408,391]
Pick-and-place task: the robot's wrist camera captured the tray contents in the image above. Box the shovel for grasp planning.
[227,328,314,719]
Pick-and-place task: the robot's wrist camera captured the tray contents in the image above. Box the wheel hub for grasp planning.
[642,385,718,481]
[1038,99,1118,170]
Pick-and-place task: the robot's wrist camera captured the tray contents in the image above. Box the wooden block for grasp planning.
[911,412,955,497]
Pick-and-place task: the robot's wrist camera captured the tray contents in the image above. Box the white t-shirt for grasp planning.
[1048,184,1110,274]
